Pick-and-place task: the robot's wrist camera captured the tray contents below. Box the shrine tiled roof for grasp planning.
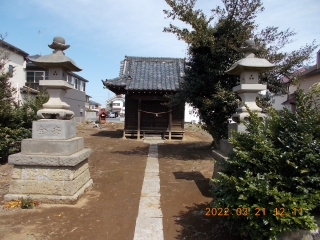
[102,56,185,93]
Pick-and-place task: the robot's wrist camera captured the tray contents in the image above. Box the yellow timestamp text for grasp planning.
[205,208,303,216]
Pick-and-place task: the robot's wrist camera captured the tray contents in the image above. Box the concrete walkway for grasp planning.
[133,141,164,240]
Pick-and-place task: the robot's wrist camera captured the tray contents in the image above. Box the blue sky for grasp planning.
[1,0,319,106]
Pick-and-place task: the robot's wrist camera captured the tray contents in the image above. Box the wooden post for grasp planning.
[124,95,127,130]
[169,109,172,140]
[123,95,127,139]
[138,97,141,139]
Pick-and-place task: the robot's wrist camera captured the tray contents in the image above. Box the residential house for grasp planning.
[88,100,101,112]
[85,95,91,109]
[282,50,320,112]
[0,40,29,105]
[106,95,125,116]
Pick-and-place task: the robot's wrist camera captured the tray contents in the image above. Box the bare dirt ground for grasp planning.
[0,123,240,240]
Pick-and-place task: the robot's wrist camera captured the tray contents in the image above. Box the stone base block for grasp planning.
[32,119,76,140]
[11,160,89,181]
[4,179,93,204]
[21,137,84,156]
[228,122,247,138]
[9,148,91,166]
[212,140,233,186]
[220,139,234,155]
[8,166,91,196]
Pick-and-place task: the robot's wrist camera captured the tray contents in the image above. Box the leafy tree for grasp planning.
[0,36,49,163]
[163,0,317,148]
[10,88,49,129]
[0,35,16,127]
[211,84,320,239]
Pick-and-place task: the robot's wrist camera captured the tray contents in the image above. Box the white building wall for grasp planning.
[271,94,287,111]
[113,100,124,108]
[1,46,26,103]
[184,103,199,123]
[298,74,320,93]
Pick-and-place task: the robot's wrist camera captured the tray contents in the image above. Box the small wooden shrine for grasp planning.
[97,108,109,124]
[102,56,185,140]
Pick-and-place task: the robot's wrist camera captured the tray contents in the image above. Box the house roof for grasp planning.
[300,64,320,78]
[282,94,296,105]
[27,56,89,82]
[0,40,29,57]
[68,72,89,82]
[106,95,124,104]
[89,100,101,106]
[102,56,185,94]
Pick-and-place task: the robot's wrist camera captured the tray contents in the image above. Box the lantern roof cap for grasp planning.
[31,36,82,72]
[226,39,275,75]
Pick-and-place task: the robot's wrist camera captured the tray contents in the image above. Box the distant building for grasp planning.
[88,100,101,112]
[106,95,125,115]
[184,103,199,123]
[0,39,90,122]
[282,50,320,112]
[85,95,91,109]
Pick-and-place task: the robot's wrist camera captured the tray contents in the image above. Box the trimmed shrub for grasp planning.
[0,45,48,163]
[211,85,320,240]
[0,127,32,163]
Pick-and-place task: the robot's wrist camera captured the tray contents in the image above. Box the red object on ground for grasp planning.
[97,108,109,123]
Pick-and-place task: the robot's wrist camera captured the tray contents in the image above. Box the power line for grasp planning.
[38,29,46,55]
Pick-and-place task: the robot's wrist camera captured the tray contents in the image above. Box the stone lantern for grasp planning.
[32,36,82,120]
[219,39,275,154]
[5,37,93,204]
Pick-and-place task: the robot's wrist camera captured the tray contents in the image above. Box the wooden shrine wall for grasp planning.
[171,103,185,130]
[141,100,168,130]
[125,93,184,131]
[125,99,138,129]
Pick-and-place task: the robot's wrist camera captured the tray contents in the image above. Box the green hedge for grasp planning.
[211,86,320,240]
[0,127,32,163]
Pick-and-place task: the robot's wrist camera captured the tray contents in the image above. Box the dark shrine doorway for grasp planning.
[140,100,169,130]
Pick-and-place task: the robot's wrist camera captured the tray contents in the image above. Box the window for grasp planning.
[26,71,45,83]
[113,103,120,106]
[9,65,13,77]
[67,75,72,84]
[80,81,85,91]
[74,78,78,89]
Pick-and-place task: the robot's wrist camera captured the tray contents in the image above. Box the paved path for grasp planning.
[133,141,164,240]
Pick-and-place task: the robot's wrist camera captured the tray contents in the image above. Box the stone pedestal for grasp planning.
[5,120,92,204]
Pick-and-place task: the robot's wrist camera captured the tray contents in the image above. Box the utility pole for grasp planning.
[107,90,110,110]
